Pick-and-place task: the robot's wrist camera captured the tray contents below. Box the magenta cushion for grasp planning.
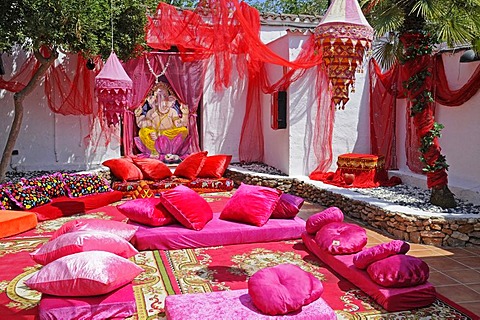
[160,185,213,230]
[367,255,430,288]
[220,183,281,227]
[270,193,305,219]
[117,198,175,227]
[25,251,143,296]
[314,222,367,254]
[31,231,138,265]
[353,240,411,270]
[306,207,343,234]
[248,264,324,315]
[51,219,138,241]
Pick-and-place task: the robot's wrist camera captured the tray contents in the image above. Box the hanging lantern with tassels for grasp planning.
[314,0,373,109]
[95,51,132,125]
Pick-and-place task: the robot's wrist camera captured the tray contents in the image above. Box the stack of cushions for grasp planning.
[25,219,142,319]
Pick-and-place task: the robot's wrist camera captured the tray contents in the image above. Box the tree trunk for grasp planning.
[0,48,57,183]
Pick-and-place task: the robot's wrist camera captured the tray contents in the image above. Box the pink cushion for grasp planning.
[367,255,430,288]
[248,264,324,315]
[117,198,175,227]
[25,251,143,296]
[220,183,281,227]
[132,157,172,180]
[31,231,138,265]
[353,240,411,269]
[173,151,208,180]
[160,185,213,230]
[197,154,232,178]
[271,193,305,219]
[51,219,138,241]
[306,207,343,234]
[102,158,143,181]
[314,222,367,254]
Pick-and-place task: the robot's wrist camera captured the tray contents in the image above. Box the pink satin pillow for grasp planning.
[51,219,139,241]
[270,193,305,219]
[102,158,143,181]
[220,183,282,227]
[174,151,208,180]
[197,154,232,178]
[314,222,367,254]
[31,231,138,265]
[248,264,324,315]
[132,157,172,180]
[353,240,411,269]
[367,255,430,288]
[160,185,213,230]
[25,251,143,296]
[117,198,175,227]
[306,207,344,234]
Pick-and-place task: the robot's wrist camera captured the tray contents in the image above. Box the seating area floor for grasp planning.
[298,201,480,317]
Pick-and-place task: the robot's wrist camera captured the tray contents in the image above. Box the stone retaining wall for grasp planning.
[224,169,480,247]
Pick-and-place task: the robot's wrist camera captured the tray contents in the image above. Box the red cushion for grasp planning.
[271,193,304,219]
[132,157,172,180]
[367,255,430,288]
[25,251,143,296]
[197,155,232,178]
[31,230,138,265]
[306,207,344,234]
[219,183,281,227]
[51,218,138,241]
[117,198,175,227]
[248,264,324,315]
[102,158,143,181]
[160,185,213,230]
[173,151,208,180]
[314,222,367,254]
[353,240,410,270]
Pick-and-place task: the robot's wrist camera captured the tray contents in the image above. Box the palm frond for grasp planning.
[372,32,403,70]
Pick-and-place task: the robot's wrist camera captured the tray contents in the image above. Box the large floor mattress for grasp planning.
[165,289,336,319]
[302,232,437,312]
[131,212,306,250]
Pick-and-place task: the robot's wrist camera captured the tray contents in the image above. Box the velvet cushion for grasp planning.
[271,193,305,219]
[248,264,324,315]
[306,207,344,234]
[314,222,367,254]
[62,173,112,198]
[353,240,411,270]
[6,185,51,210]
[21,173,67,198]
[117,198,175,227]
[220,183,281,227]
[31,231,138,265]
[367,255,430,288]
[102,158,143,181]
[25,251,143,296]
[197,154,232,178]
[132,157,172,180]
[160,185,213,230]
[173,151,208,180]
[0,210,38,238]
[51,219,139,241]
[0,186,13,210]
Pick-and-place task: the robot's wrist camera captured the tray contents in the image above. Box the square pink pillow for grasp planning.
[314,222,367,254]
[173,151,208,180]
[367,254,430,288]
[270,193,305,219]
[51,219,139,241]
[31,231,138,265]
[248,264,324,315]
[25,251,143,296]
[219,183,281,227]
[353,240,410,269]
[117,198,175,227]
[197,154,232,178]
[306,207,344,234]
[160,185,213,230]
[132,157,172,180]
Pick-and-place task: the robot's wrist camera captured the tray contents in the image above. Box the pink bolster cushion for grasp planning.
[248,264,324,315]
[306,207,343,234]
[353,240,410,269]
[314,222,367,254]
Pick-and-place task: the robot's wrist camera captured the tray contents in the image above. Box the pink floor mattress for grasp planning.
[131,212,306,250]
[165,289,336,319]
[302,232,437,312]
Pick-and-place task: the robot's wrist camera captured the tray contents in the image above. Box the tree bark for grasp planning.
[0,48,57,183]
